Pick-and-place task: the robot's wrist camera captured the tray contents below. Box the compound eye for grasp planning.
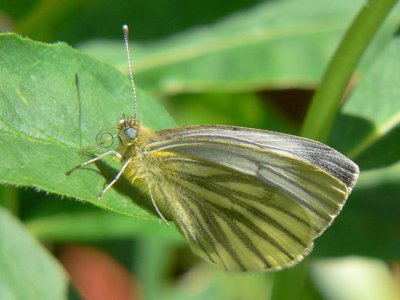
[125,127,138,140]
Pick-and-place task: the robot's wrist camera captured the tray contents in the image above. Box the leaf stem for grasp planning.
[301,0,399,142]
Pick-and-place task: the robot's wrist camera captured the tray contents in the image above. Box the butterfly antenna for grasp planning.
[122,25,137,120]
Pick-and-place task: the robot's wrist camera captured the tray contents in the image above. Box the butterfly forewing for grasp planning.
[142,125,358,271]
[153,125,358,190]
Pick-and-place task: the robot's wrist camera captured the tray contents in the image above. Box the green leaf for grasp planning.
[27,210,184,243]
[0,33,175,219]
[79,0,399,96]
[0,207,68,299]
[165,92,294,133]
[329,36,400,169]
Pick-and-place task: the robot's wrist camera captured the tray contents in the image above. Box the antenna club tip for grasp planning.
[122,24,129,32]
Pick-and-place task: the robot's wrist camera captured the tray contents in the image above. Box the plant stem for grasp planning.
[301,0,399,142]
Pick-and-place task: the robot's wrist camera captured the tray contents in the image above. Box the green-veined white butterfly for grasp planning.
[76,25,359,272]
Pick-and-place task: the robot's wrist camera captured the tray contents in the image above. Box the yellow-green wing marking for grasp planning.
[145,125,359,272]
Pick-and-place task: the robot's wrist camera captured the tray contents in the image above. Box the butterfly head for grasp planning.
[117,117,140,145]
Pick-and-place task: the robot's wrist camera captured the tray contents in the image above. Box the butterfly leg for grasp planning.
[66,150,123,176]
[78,150,123,168]
[149,185,169,226]
[97,157,132,199]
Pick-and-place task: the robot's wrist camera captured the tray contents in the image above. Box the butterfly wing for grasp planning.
[144,125,359,272]
[153,125,359,191]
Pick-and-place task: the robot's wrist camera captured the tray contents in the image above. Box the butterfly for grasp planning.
[75,25,359,272]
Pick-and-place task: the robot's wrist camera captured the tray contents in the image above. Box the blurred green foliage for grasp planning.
[0,0,399,299]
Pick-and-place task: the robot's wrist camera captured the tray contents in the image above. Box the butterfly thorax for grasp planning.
[116,118,160,181]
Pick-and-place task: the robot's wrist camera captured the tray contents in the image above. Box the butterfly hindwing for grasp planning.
[148,155,317,271]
